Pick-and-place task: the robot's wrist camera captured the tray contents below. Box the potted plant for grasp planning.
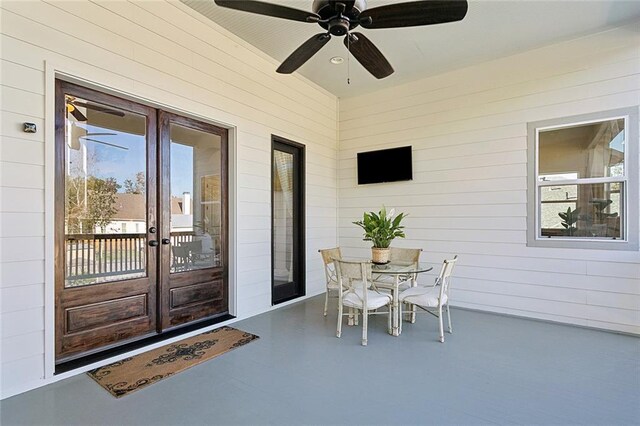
[353,206,407,264]
[558,207,580,236]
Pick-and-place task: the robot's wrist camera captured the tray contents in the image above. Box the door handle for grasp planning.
[149,240,159,247]
[161,238,170,245]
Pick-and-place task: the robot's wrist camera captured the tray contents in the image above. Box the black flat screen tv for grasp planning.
[357,146,412,185]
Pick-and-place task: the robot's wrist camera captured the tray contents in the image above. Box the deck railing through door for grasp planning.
[65,232,195,284]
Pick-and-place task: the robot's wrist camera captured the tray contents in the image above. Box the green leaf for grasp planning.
[353,206,408,247]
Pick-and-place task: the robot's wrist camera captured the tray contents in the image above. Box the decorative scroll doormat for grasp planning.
[87,326,259,398]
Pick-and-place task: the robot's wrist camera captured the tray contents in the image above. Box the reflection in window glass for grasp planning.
[273,150,294,286]
[540,183,622,239]
[64,95,148,287]
[538,118,624,180]
[536,116,627,241]
[169,124,221,273]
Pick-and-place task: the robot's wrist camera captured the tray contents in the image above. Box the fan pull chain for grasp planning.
[347,35,351,85]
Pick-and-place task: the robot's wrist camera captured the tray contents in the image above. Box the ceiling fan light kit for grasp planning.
[214,0,468,79]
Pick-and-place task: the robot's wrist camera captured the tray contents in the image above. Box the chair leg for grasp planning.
[336,302,343,338]
[354,309,359,326]
[438,306,444,343]
[362,309,368,346]
[323,291,329,317]
[411,303,417,324]
[446,304,452,333]
[397,301,402,334]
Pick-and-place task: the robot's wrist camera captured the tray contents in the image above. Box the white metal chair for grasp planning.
[335,259,392,346]
[184,240,214,268]
[318,247,342,316]
[373,247,422,291]
[171,244,192,272]
[399,256,458,342]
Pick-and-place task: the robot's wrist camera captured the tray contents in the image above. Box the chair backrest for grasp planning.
[172,244,190,258]
[318,247,341,285]
[334,259,372,303]
[186,240,203,253]
[319,247,341,266]
[436,255,458,302]
[390,247,422,265]
[171,245,191,269]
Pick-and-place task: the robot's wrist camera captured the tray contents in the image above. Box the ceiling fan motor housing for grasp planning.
[312,0,366,35]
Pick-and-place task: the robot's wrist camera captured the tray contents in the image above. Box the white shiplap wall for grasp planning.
[0,0,337,398]
[338,23,640,334]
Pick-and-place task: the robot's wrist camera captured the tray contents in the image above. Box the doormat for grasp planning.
[87,326,259,398]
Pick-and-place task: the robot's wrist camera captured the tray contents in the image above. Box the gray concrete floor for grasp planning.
[1,295,639,425]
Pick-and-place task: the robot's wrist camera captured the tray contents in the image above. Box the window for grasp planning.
[527,107,638,250]
[272,136,305,304]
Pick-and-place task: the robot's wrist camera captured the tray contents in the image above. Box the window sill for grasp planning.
[527,237,638,251]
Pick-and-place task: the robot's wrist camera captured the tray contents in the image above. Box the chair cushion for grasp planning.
[399,286,446,308]
[343,288,391,310]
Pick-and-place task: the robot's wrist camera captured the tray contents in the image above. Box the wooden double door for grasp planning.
[55,80,228,362]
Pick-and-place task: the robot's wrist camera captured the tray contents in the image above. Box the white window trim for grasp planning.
[527,107,639,251]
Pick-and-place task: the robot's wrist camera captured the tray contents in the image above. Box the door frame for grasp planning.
[271,135,306,305]
[44,69,238,381]
[52,78,233,367]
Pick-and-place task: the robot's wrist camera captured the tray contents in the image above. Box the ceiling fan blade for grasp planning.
[72,101,126,117]
[344,33,394,79]
[360,0,468,29]
[277,33,331,74]
[81,137,129,150]
[214,0,319,23]
[85,132,117,137]
[70,106,87,122]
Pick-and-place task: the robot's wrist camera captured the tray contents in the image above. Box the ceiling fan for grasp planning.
[68,120,129,151]
[66,97,126,122]
[80,133,129,151]
[214,0,468,79]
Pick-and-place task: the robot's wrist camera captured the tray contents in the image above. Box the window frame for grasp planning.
[527,107,639,251]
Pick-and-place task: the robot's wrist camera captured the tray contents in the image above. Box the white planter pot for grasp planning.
[371,247,390,264]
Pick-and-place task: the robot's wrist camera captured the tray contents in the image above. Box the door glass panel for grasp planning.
[273,150,294,287]
[169,123,221,273]
[64,95,147,287]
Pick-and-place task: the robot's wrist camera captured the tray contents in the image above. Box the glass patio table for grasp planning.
[371,261,433,336]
